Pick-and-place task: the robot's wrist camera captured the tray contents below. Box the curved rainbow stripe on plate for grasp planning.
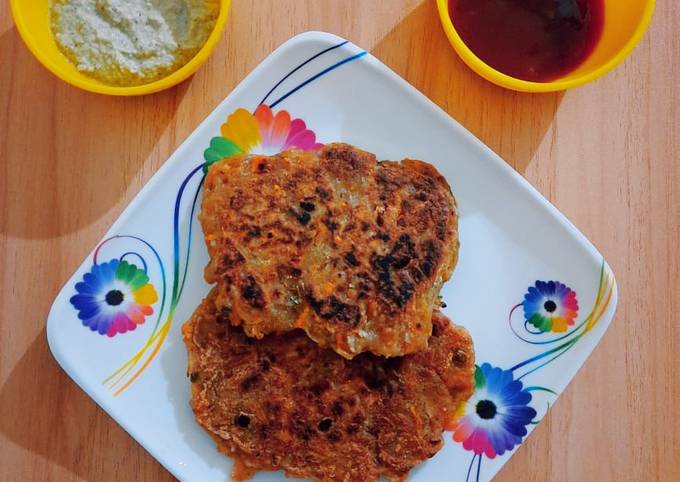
[203,104,323,168]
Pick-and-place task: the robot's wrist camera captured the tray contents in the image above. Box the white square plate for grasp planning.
[47,31,617,482]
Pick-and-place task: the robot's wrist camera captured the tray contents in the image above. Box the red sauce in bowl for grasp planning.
[449,0,604,82]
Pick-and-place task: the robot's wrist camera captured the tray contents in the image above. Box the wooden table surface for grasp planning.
[1,1,678,481]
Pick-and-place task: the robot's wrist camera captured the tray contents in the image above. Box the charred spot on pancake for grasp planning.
[306,292,361,327]
[394,234,415,262]
[371,255,391,272]
[344,250,360,267]
[376,213,385,227]
[241,276,265,309]
[218,241,245,273]
[420,239,440,277]
[322,216,339,232]
[235,413,251,428]
[278,264,303,282]
[245,225,261,241]
[371,252,415,310]
[410,266,424,283]
[290,208,311,226]
[318,418,333,432]
[398,281,415,305]
[256,159,269,173]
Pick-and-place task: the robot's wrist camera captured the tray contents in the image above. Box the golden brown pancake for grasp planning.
[200,143,459,358]
[182,290,474,482]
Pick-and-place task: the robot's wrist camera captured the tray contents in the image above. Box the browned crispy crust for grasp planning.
[182,290,474,482]
[200,143,459,358]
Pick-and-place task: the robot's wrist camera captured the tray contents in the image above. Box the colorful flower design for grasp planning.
[203,105,323,171]
[452,363,537,458]
[523,280,579,333]
[70,259,158,337]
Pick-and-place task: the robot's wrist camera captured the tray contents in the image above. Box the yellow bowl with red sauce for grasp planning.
[437,0,655,92]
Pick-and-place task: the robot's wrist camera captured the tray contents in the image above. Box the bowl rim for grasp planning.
[10,0,231,96]
[435,0,656,93]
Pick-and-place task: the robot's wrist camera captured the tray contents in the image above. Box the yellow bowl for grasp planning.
[10,0,231,96]
[436,0,655,92]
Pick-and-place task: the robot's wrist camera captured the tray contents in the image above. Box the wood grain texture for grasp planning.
[1,0,678,481]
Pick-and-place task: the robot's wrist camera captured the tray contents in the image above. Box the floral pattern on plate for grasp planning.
[203,104,323,171]
[70,259,157,337]
[452,363,537,458]
[523,280,579,333]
